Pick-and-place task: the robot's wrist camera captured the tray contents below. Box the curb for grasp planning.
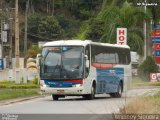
[0,95,46,106]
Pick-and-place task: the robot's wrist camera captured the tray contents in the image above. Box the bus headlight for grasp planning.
[72,84,82,87]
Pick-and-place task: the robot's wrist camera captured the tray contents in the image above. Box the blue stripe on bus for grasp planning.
[96,68,124,93]
[44,80,81,88]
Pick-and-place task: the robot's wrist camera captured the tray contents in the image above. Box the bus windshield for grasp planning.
[40,46,84,79]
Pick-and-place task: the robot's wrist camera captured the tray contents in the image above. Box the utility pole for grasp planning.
[24,0,29,55]
[143,0,147,60]
[0,21,3,59]
[15,0,20,84]
[9,9,13,69]
[15,0,19,68]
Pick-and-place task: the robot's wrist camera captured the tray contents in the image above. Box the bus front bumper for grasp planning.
[40,85,85,95]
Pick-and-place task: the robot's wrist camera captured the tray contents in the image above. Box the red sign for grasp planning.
[117,28,127,45]
[151,30,160,37]
[155,57,160,64]
[152,44,160,50]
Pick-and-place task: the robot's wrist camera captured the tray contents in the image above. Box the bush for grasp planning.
[0,80,15,84]
[138,56,159,81]
[29,78,39,85]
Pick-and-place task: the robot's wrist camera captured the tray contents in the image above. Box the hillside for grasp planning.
[0,0,160,58]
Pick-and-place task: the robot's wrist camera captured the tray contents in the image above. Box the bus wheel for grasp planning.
[110,83,122,98]
[52,95,59,101]
[86,85,95,100]
[116,83,122,98]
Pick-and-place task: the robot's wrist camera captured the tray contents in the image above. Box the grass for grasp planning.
[120,91,160,114]
[0,89,40,101]
[120,76,160,114]
[0,79,40,101]
[132,76,160,87]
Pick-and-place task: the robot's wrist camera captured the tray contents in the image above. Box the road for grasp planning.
[0,88,159,120]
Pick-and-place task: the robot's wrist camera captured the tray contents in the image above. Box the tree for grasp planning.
[77,0,150,55]
[28,14,63,42]
[26,45,41,58]
[38,16,63,40]
[98,1,149,55]
[138,56,159,81]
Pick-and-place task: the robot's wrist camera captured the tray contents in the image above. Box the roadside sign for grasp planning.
[152,44,160,50]
[0,44,2,58]
[151,37,160,43]
[150,73,160,82]
[2,31,7,42]
[0,59,3,69]
[155,57,160,64]
[152,50,160,56]
[117,28,127,45]
[152,24,160,30]
[151,30,160,37]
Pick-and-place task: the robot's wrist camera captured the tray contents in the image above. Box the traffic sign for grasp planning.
[152,44,160,50]
[152,24,160,30]
[151,37,160,43]
[152,50,160,56]
[151,30,160,37]
[0,59,3,69]
[155,57,160,64]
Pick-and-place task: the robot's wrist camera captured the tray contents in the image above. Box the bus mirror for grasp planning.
[86,60,89,68]
[84,55,88,60]
[84,55,89,68]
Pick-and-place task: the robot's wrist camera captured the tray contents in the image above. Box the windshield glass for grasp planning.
[40,46,84,79]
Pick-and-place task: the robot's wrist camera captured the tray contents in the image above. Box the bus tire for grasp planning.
[52,95,59,101]
[116,83,122,98]
[86,85,95,100]
[110,83,122,98]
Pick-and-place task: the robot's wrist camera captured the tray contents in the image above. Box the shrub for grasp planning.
[0,80,15,84]
[138,56,159,81]
[30,78,39,85]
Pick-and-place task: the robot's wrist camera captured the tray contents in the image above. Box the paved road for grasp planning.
[0,88,159,114]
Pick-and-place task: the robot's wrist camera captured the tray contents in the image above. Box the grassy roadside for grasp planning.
[0,79,40,101]
[132,76,160,87]
[120,76,160,114]
[0,89,40,101]
[120,91,160,114]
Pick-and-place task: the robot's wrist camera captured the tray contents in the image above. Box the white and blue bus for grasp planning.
[40,40,132,100]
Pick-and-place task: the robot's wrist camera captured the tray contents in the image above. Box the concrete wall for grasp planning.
[0,68,38,82]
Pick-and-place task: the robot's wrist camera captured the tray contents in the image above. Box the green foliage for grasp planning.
[39,16,63,39]
[27,45,41,58]
[0,84,39,89]
[28,14,63,42]
[0,79,40,89]
[138,56,159,81]
[0,80,15,84]
[0,89,39,101]
[77,0,149,55]
[56,15,80,39]
[85,18,105,42]
[29,78,39,85]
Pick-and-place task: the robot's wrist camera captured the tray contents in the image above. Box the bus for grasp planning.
[40,40,132,100]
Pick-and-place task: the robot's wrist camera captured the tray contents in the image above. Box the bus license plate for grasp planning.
[57,90,64,93]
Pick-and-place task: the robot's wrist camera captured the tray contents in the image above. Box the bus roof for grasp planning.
[43,40,130,49]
